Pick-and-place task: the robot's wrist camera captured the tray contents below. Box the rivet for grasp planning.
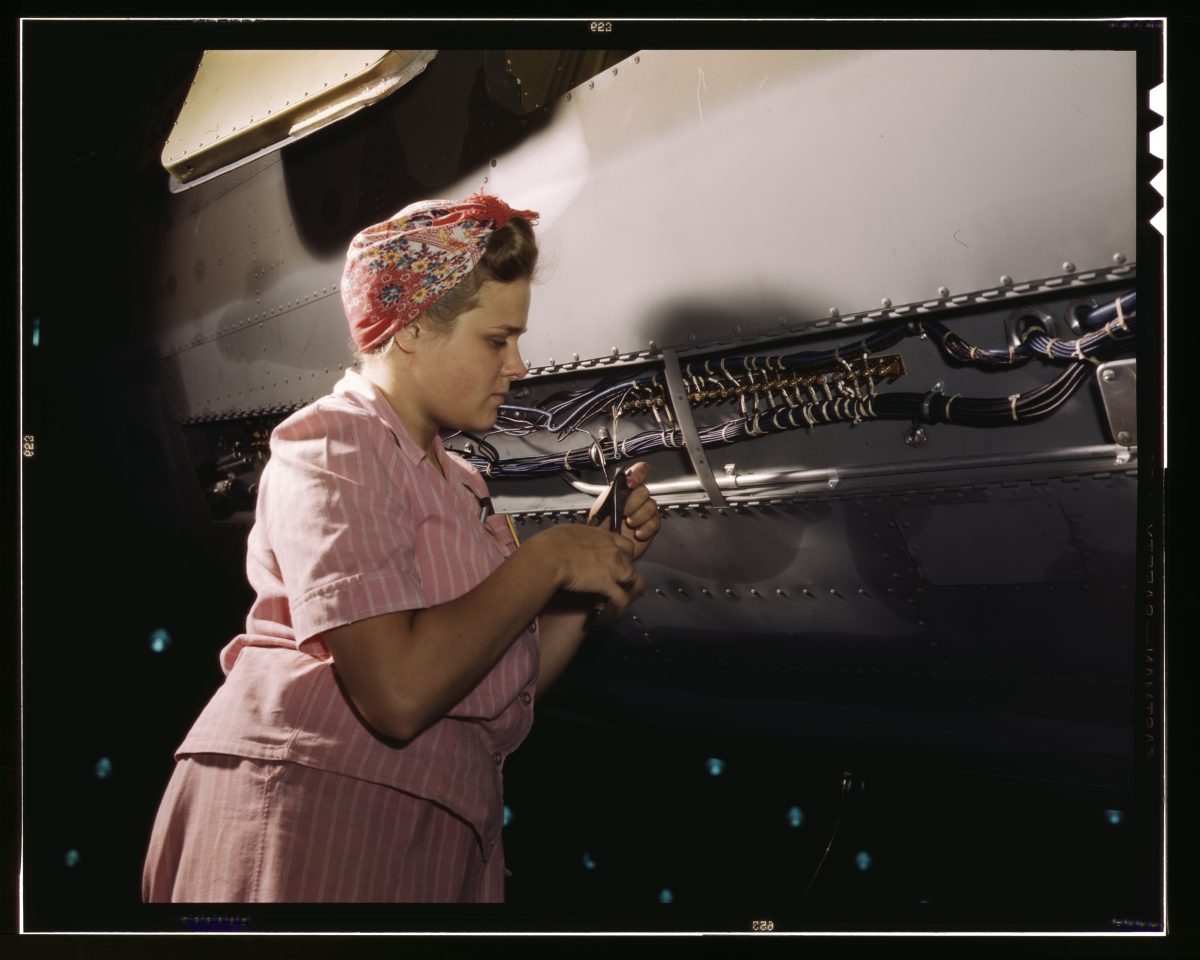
[932,381,944,393]
[572,353,579,361]
[1113,252,1126,264]
[648,340,657,350]
[775,588,787,598]
[829,307,840,318]
[526,360,532,368]
[1063,261,1076,273]
[701,587,712,597]
[612,67,618,75]
[733,325,742,334]
[937,286,950,297]
[588,81,595,89]
[610,347,619,356]
[1102,369,1117,382]
[725,588,735,597]
[491,159,498,167]
[881,297,892,309]
[1000,274,1013,286]
[655,588,665,595]
[548,357,555,366]
[1117,431,1132,445]
[750,588,760,597]
[566,92,572,101]
[634,55,641,63]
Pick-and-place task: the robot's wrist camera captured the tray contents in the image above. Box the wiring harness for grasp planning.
[453,292,1136,479]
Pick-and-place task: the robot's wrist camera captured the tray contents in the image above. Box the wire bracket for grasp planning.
[661,347,727,508]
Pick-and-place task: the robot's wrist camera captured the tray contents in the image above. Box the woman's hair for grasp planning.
[356,217,538,362]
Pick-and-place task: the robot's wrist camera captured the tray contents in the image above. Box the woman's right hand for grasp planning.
[529,523,644,616]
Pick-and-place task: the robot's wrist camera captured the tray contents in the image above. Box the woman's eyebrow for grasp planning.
[488,324,527,334]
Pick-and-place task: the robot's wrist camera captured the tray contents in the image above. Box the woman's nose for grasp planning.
[503,343,527,379]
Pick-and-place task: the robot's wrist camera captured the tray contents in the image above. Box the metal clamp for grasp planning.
[660,347,727,508]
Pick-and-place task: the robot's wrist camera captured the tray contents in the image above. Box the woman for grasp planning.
[141,194,661,903]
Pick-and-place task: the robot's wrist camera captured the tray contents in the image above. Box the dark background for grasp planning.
[7,13,1195,957]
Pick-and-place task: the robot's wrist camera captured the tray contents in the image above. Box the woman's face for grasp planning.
[410,278,531,434]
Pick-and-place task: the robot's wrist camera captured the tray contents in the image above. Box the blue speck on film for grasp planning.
[33,318,41,347]
[706,757,726,777]
[94,758,113,779]
[1105,809,1125,825]
[787,806,805,828]
[855,850,872,871]
[64,849,80,867]
[658,888,674,904]
[581,852,596,870]
[503,805,513,827]
[149,628,172,653]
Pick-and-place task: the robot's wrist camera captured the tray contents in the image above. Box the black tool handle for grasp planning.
[586,468,628,619]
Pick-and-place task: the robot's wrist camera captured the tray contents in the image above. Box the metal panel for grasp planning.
[514,469,1136,679]
[897,498,1086,585]
[163,50,436,186]
[161,300,352,420]
[1095,358,1137,445]
[472,49,1136,368]
[156,48,1136,422]
[153,149,351,419]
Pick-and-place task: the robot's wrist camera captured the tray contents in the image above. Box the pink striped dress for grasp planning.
[142,369,539,902]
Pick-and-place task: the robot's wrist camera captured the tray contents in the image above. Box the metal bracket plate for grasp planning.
[1095,358,1136,446]
[660,347,727,508]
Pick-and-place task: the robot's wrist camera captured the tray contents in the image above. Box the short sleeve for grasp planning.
[261,401,427,647]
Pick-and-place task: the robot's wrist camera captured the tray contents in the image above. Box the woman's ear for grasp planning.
[394,324,420,355]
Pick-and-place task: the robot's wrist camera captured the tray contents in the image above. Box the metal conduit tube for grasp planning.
[561,444,1134,497]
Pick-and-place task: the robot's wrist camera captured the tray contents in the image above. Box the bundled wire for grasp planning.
[454,290,1136,478]
[494,381,638,438]
[681,325,909,380]
[457,360,1095,478]
[921,292,1135,367]
[1075,294,1136,330]
[871,362,1092,427]
[491,325,909,443]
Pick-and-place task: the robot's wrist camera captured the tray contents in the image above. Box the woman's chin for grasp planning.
[448,415,498,435]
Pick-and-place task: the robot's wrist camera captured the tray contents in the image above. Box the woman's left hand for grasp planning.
[591,461,661,560]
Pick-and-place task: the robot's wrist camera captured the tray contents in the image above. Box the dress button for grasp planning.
[492,751,503,765]
[519,691,532,705]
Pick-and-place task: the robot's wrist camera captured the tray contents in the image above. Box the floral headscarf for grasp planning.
[340,194,540,352]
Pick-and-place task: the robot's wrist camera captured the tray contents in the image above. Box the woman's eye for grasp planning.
[489,339,507,349]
